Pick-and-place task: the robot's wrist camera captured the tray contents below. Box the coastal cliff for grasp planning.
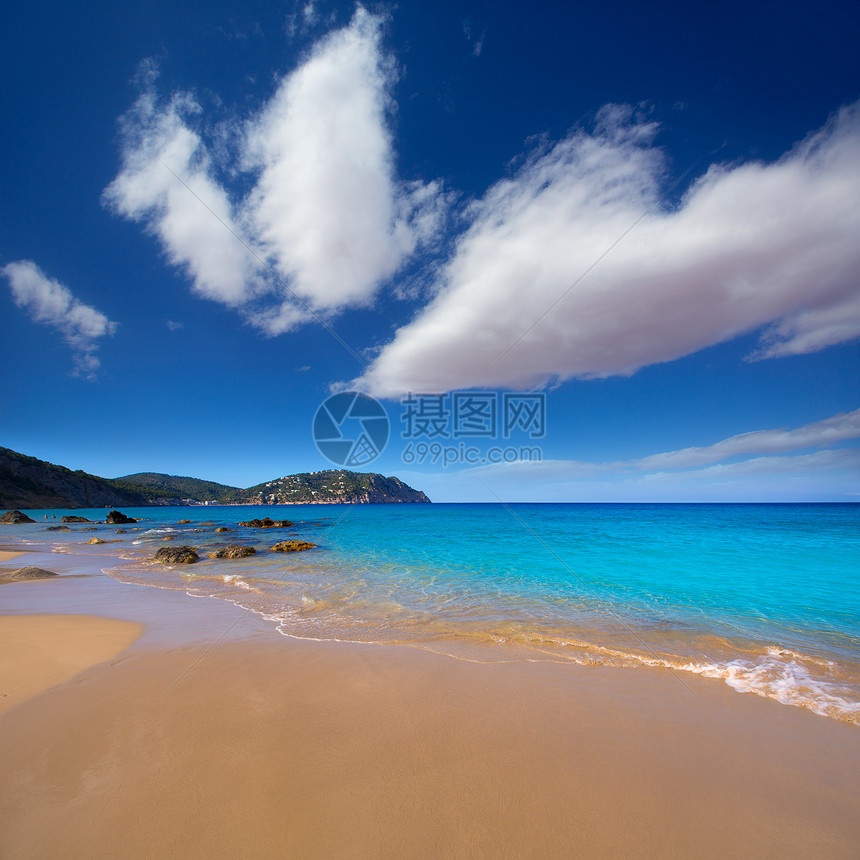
[0,447,430,508]
[0,447,148,509]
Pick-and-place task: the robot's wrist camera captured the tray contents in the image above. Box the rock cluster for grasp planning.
[61,515,91,523]
[154,546,199,564]
[208,545,256,559]
[238,518,294,528]
[106,510,138,525]
[0,510,36,524]
[271,540,317,552]
[0,566,58,584]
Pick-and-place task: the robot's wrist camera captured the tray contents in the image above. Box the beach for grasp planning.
[1,546,859,859]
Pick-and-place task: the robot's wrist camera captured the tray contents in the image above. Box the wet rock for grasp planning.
[271,540,317,552]
[208,545,256,559]
[0,566,58,585]
[0,510,36,524]
[177,519,193,524]
[61,515,91,523]
[46,525,71,531]
[154,546,198,564]
[215,527,232,533]
[238,517,294,529]
[88,537,107,544]
[106,510,138,525]
[115,529,128,534]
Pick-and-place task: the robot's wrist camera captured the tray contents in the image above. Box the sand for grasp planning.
[0,614,143,715]
[0,551,24,563]
[1,560,859,858]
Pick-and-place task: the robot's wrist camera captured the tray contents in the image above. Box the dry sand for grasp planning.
[0,562,859,858]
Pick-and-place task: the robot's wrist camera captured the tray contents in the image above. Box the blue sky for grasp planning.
[1,0,858,501]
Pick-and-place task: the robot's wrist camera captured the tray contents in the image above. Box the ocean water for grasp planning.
[4,502,859,723]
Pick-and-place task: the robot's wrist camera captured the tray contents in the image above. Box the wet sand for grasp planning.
[0,614,143,714]
[1,556,859,858]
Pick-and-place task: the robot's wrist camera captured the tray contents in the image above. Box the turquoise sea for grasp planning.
[4,502,859,723]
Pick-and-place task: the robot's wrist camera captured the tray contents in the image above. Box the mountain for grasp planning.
[241,470,431,504]
[113,473,242,504]
[0,447,431,509]
[0,446,149,509]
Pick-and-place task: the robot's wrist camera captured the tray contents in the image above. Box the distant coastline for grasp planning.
[0,446,430,509]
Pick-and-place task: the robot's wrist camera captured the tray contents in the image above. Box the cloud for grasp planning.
[103,69,266,309]
[403,408,860,501]
[106,9,447,337]
[165,319,184,331]
[354,101,860,396]
[629,407,860,470]
[3,260,117,379]
[243,7,446,331]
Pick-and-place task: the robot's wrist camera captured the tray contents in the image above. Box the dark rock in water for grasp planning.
[61,515,91,523]
[0,510,36,524]
[115,529,128,534]
[271,540,316,552]
[215,527,232,533]
[208,544,256,559]
[177,519,193,524]
[106,510,137,525]
[154,546,198,564]
[0,565,58,584]
[46,525,71,531]
[79,527,98,531]
[238,517,294,528]
[87,537,107,544]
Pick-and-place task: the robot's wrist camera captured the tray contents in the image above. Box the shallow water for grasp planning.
[4,502,859,722]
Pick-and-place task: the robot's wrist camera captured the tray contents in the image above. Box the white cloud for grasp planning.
[629,407,860,470]
[106,9,447,337]
[402,407,860,501]
[354,102,860,397]
[103,74,265,309]
[243,7,444,328]
[3,260,117,379]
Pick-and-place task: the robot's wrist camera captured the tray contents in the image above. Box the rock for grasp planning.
[154,546,198,564]
[88,537,106,544]
[106,510,138,525]
[271,540,317,552]
[208,545,256,559]
[238,518,294,528]
[61,515,91,523]
[0,566,58,585]
[215,527,232,533]
[79,527,98,531]
[115,528,128,534]
[198,522,215,526]
[0,510,36,524]
[177,519,193,524]
[46,525,71,531]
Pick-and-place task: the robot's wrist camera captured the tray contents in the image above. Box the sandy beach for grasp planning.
[1,549,859,859]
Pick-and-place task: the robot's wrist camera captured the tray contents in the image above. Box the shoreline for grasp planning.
[1,550,859,856]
